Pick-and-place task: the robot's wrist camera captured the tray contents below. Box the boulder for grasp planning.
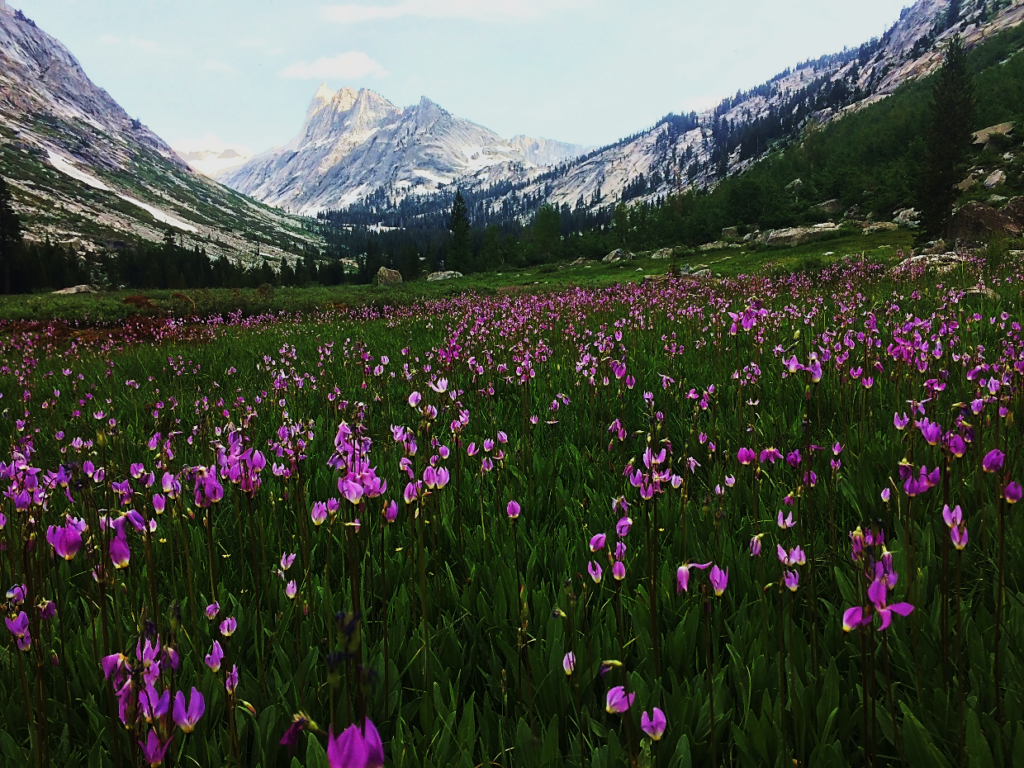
[965,286,1000,302]
[742,231,760,242]
[692,269,712,278]
[721,226,741,240]
[947,202,1022,241]
[650,248,676,260]
[864,222,898,234]
[973,122,1013,146]
[602,249,635,263]
[811,199,843,214]
[1002,196,1024,225]
[989,195,1008,205]
[757,227,819,247]
[699,241,730,252]
[844,205,862,219]
[894,252,967,275]
[893,208,920,228]
[374,266,403,287]
[984,170,1006,189]
[426,270,464,282]
[52,284,98,295]
[785,178,803,192]
[957,174,978,192]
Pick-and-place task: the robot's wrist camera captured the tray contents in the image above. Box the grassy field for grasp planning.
[0,238,1020,768]
[0,229,918,324]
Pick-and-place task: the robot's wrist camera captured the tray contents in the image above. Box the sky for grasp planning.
[18,0,913,156]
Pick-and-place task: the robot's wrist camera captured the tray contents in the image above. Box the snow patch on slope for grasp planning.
[48,150,198,233]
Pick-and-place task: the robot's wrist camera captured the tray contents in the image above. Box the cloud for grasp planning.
[202,60,239,74]
[319,0,583,24]
[280,52,388,80]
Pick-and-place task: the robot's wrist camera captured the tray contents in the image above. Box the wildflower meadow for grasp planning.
[1,254,1023,767]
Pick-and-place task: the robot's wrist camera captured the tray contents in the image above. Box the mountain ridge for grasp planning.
[220,85,591,215]
[224,0,1024,227]
[0,1,314,262]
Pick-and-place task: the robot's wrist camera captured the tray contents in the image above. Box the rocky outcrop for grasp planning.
[864,222,898,234]
[374,267,402,287]
[0,4,313,261]
[946,201,1019,240]
[603,249,635,263]
[699,241,731,252]
[894,252,967,274]
[760,223,839,247]
[1002,197,1024,224]
[650,248,677,260]
[52,284,98,295]
[811,199,843,214]
[426,271,463,281]
[893,208,920,227]
[948,202,1022,241]
[973,123,1014,148]
[984,170,1006,189]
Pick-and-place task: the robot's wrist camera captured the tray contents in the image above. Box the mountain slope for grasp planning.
[220,84,590,215]
[0,0,314,262]
[312,0,1024,231]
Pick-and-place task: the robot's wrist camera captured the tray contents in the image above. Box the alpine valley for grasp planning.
[2,0,1024,261]
[221,0,1024,228]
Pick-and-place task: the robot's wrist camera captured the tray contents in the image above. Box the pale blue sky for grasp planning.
[18,0,912,154]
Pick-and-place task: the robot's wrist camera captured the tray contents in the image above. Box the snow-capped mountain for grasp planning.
[455,0,1024,219]
[220,84,589,215]
[0,0,312,261]
[174,139,253,178]
[241,0,1022,227]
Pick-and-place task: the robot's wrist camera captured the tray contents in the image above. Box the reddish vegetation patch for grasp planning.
[122,295,159,311]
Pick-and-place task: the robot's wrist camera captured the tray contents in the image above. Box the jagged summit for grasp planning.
[221,84,588,215]
[313,82,335,103]
[223,0,1024,221]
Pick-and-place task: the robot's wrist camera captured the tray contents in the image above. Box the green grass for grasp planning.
[0,229,920,324]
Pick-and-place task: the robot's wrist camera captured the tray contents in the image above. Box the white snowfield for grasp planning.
[48,150,199,233]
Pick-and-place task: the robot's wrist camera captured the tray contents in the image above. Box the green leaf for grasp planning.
[965,709,994,768]
[669,733,692,768]
[899,703,952,768]
[833,567,856,608]
[305,731,329,768]
[0,731,25,765]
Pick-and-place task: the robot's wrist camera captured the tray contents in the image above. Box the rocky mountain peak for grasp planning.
[312,82,335,103]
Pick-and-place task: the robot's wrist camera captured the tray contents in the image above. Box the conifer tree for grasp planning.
[448,189,471,272]
[0,178,23,295]
[920,35,975,239]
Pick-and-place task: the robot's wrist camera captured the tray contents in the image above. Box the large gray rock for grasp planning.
[374,266,403,286]
[426,270,463,282]
[760,223,838,247]
[52,284,98,295]
[893,208,920,227]
[864,222,898,234]
[699,241,731,252]
[603,249,635,263]
[812,199,843,214]
[984,170,1006,189]
[650,248,676,260]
